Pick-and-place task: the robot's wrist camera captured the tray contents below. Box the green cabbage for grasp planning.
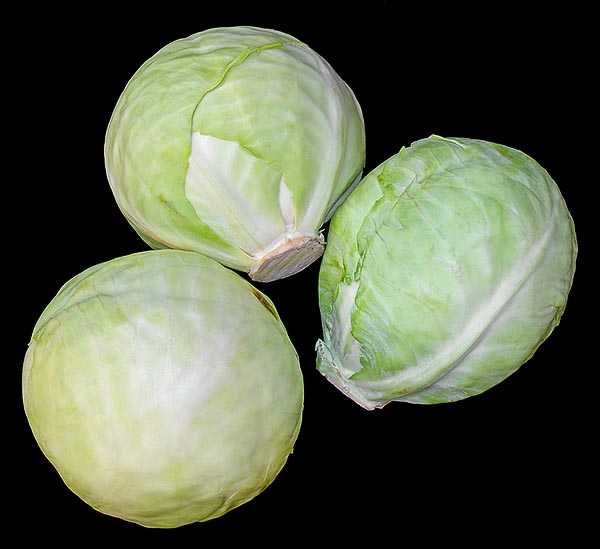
[105,26,365,282]
[23,250,303,527]
[316,136,577,409]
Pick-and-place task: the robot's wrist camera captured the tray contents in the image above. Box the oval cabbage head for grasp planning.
[105,26,365,282]
[316,135,577,409]
[22,250,303,527]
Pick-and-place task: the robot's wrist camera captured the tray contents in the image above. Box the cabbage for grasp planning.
[105,26,365,282]
[22,250,303,527]
[316,136,577,409]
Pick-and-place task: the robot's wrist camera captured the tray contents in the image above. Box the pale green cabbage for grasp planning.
[316,136,577,409]
[22,250,303,527]
[105,26,365,282]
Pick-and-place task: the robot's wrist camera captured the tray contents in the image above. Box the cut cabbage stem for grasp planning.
[249,234,325,282]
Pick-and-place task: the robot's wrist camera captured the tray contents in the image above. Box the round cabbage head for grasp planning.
[22,250,304,527]
[316,135,577,409]
[105,26,365,282]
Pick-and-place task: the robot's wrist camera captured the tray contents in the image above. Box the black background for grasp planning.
[11,4,593,544]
